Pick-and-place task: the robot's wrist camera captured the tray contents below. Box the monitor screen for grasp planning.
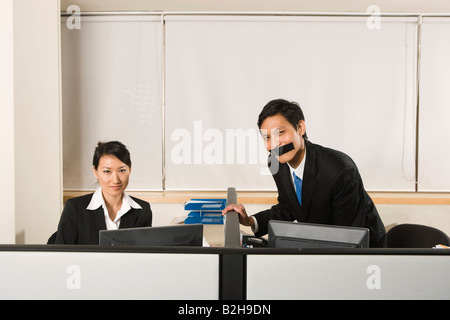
[268,220,369,249]
[99,224,203,247]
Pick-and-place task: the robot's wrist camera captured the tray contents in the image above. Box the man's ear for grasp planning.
[298,120,306,136]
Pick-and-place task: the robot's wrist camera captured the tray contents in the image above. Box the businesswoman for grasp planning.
[55,141,152,245]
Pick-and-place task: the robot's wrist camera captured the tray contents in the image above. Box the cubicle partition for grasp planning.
[246,249,450,300]
[2,187,449,300]
[0,246,220,300]
[0,245,449,300]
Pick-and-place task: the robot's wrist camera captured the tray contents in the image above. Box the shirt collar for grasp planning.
[287,146,306,180]
[86,187,142,211]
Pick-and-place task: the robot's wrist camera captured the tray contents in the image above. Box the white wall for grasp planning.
[0,0,16,244]
[11,0,63,244]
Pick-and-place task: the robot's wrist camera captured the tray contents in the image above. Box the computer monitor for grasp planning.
[268,220,370,249]
[99,224,203,247]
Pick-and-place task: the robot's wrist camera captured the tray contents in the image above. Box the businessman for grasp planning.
[223,99,386,248]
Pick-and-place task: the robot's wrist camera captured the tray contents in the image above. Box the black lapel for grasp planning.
[92,208,107,231]
[120,209,139,229]
[301,140,318,221]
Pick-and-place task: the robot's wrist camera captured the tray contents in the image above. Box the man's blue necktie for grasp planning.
[293,172,303,207]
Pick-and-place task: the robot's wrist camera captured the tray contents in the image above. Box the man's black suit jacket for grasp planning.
[55,193,153,245]
[253,139,386,248]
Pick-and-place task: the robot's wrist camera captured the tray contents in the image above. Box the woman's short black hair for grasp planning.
[93,141,132,170]
[257,99,308,139]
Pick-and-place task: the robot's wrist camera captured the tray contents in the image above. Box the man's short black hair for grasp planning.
[257,99,308,139]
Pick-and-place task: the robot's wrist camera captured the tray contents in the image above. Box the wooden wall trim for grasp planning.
[63,191,450,205]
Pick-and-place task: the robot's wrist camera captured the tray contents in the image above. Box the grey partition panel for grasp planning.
[2,246,450,300]
[247,253,450,300]
[0,251,219,300]
[224,187,241,248]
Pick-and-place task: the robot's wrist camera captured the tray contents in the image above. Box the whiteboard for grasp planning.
[61,16,163,190]
[418,18,450,192]
[164,16,418,191]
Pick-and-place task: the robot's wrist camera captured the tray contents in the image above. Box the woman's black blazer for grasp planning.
[55,193,152,245]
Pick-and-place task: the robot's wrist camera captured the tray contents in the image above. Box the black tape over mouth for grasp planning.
[270,142,295,156]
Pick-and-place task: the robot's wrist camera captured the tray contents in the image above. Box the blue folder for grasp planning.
[184,199,226,225]
[184,199,226,211]
[184,211,224,225]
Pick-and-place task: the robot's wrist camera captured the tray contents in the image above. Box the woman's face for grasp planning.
[93,155,131,198]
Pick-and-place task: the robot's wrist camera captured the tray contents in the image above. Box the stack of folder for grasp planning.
[184,199,226,225]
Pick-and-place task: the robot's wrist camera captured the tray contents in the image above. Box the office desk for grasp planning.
[201,224,254,247]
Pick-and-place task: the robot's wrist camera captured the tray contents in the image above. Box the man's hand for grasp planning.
[222,204,255,228]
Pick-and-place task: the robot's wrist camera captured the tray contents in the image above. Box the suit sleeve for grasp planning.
[253,199,295,238]
[55,199,79,244]
[253,156,298,237]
